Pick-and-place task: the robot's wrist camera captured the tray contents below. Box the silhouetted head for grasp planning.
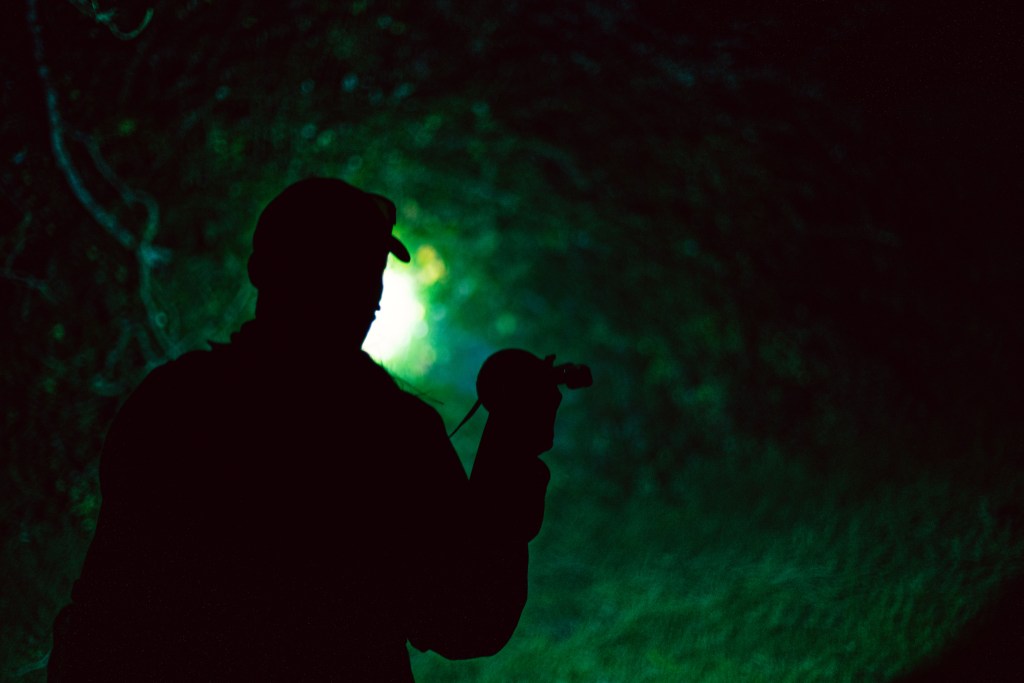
[248,177,410,348]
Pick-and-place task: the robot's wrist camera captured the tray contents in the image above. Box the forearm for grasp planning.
[407,541,530,659]
[469,412,551,542]
[407,413,551,658]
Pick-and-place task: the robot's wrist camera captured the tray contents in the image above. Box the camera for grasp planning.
[477,349,592,413]
[448,348,592,437]
[553,362,593,390]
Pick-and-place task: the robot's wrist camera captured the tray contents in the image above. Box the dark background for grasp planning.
[3,1,1023,680]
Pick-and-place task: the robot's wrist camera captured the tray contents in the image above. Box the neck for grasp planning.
[246,317,368,354]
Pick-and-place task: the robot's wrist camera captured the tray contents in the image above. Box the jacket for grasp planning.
[49,321,550,681]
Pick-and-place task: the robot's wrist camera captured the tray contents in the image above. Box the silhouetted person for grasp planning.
[49,178,562,681]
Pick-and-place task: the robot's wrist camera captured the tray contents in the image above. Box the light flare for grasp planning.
[363,263,427,363]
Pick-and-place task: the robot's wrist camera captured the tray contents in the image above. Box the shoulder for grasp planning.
[402,395,451,447]
[126,350,219,403]
[375,367,462,461]
[141,348,219,384]
[380,375,449,436]
[110,349,230,436]
[100,350,219,490]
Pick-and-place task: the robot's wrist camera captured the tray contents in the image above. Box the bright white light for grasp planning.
[363,266,426,363]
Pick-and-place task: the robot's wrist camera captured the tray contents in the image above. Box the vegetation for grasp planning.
[3,1,1021,680]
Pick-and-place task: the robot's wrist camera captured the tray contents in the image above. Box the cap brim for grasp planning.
[389,236,411,263]
[367,192,409,263]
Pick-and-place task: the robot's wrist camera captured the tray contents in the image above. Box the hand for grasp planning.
[478,350,563,453]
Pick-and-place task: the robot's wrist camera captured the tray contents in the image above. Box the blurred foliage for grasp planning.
[2,0,1022,679]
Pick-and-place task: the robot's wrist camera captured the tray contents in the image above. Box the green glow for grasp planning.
[363,262,428,364]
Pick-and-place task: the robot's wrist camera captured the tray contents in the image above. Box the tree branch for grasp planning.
[2,212,57,303]
[67,0,153,40]
[27,0,137,250]
[27,0,177,361]
[0,267,55,303]
[76,132,176,356]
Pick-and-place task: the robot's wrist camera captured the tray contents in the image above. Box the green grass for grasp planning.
[5,443,1021,682]
[409,446,1023,682]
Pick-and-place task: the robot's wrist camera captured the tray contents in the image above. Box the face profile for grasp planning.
[247,177,409,349]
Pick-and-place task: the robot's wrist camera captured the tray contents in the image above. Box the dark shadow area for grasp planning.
[893,570,1024,682]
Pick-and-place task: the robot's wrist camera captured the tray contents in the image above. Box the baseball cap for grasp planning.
[248,177,410,289]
